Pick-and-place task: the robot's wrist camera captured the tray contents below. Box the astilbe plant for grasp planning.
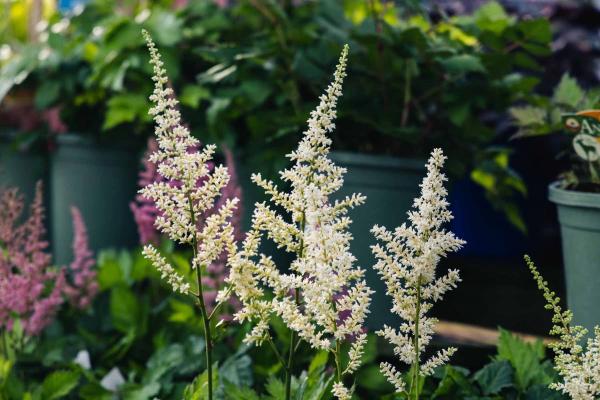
[0,183,96,338]
[140,30,239,400]
[525,256,600,400]
[64,206,98,310]
[131,138,243,319]
[371,149,465,399]
[228,44,373,400]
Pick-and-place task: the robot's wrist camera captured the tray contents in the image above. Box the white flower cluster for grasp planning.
[143,246,190,294]
[140,30,238,295]
[228,44,372,399]
[525,256,600,400]
[371,148,464,394]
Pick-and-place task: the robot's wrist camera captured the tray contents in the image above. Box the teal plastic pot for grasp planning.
[50,134,139,264]
[330,151,425,329]
[0,136,48,204]
[549,182,600,334]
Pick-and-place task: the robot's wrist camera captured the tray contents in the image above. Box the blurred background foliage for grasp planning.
[0,0,559,231]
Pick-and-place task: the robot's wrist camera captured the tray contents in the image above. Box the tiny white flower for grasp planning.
[372,149,465,391]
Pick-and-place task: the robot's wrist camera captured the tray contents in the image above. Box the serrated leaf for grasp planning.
[41,370,80,400]
[183,365,218,400]
[474,1,512,33]
[510,106,547,127]
[441,55,485,74]
[496,329,550,392]
[553,74,584,109]
[474,360,514,395]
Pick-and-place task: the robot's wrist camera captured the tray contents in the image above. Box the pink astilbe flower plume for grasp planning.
[130,138,165,246]
[0,183,97,336]
[64,207,98,309]
[0,183,63,336]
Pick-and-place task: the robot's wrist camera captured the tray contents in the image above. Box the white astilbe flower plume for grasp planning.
[525,256,600,400]
[228,45,372,399]
[371,149,465,395]
[140,30,238,296]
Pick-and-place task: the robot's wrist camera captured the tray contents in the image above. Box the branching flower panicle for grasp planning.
[140,30,239,400]
[228,44,372,400]
[371,149,465,397]
[0,184,96,336]
[525,256,600,400]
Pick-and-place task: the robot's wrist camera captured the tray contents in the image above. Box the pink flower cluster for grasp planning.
[0,183,97,336]
[131,138,243,318]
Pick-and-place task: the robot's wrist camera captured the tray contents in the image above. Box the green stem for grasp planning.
[410,276,423,400]
[284,312,296,400]
[334,340,342,383]
[285,211,306,400]
[188,195,213,400]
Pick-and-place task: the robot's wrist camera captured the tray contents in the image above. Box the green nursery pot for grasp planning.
[50,134,139,264]
[330,151,425,329]
[0,135,47,204]
[549,182,600,334]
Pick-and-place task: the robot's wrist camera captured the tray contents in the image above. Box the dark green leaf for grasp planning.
[41,370,80,400]
[473,360,514,395]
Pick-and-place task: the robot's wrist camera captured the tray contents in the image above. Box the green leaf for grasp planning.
[308,351,329,375]
[183,365,218,400]
[206,97,231,130]
[441,55,485,74]
[221,382,260,400]
[180,85,210,108]
[432,365,475,398]
[41,370,80,400]
[510,106,547,127]
[553,74,584,108]
[168,298,196,324]
[102,94,150,130]
[265,376,286,399]
[219,349,253,388]
[34,80,60,109]
[473,360,514,395]
[121,382,160,400]
[356,364,392,392]
[474,1,511,33]
[239,80,273,108]
[97,250,125,290]
[144,343,186,383]
[110,286,143,335]
[524,384,565,400]
[496,329,550,392]
[145,10,183,46]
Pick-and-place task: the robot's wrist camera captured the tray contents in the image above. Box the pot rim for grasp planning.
[548,181,600,209]
[330,150,425,171]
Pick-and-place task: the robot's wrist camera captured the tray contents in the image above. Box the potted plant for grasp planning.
[511,74,600,334]
[0,1,57,203]
[190,1,551,326]
[1,0,230,262]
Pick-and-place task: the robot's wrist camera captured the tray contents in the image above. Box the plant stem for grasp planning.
[410,276,423,400]
[284,309,296,400]
[334,340,342,383]
[284,211,306,400]
[188,195,213,400]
